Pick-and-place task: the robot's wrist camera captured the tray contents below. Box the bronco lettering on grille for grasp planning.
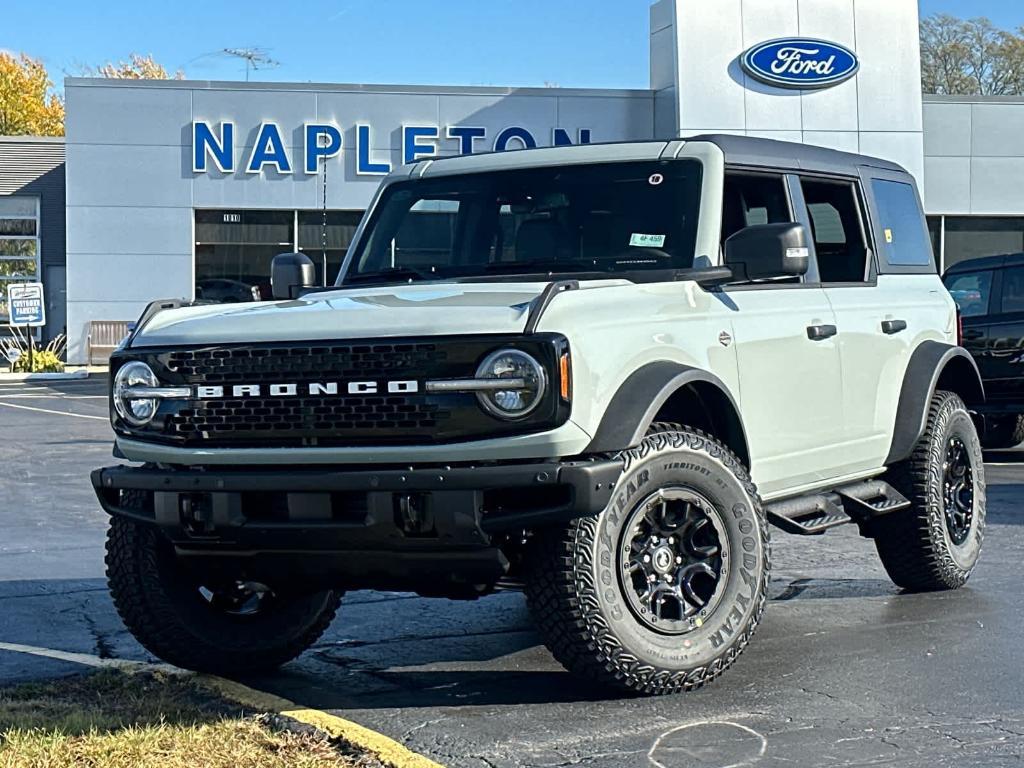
[194,380,420,398]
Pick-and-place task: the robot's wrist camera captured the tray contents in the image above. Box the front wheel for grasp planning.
[526,425,770,695]
[106,514,342,674]
[874,391,986,591]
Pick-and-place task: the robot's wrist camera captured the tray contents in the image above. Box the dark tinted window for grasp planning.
[944,218,1024,270]
[944,270,994,317]
[342,160,703,284]
[298,211,362,285]
[871,179,933,267]
[194,210,294,303]
[999,266,1024,314]
[721,173,791,244]
[801,178,870,283]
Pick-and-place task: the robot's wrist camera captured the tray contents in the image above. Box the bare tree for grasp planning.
[921,13,1024,96]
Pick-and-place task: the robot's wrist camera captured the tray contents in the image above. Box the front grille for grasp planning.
[168,394,448,441]
[120,336,568,448]
[167,342,447,383]
[122,337,569,450]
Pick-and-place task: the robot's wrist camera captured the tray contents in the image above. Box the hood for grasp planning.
[129,280,625,348]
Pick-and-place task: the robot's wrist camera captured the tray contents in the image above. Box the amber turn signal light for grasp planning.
[559,352,571,401]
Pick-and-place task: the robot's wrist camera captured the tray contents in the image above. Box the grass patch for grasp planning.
[0,669,368,767]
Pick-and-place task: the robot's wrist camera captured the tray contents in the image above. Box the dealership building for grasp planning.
[2,0,1024,362]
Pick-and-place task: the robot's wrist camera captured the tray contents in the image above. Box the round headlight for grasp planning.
[475,349,547,419]
[113,361,160,426]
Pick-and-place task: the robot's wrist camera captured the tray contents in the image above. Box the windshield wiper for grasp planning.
[344,266,435,284]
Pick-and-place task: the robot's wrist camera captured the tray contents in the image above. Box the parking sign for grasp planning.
[8,283,46,327]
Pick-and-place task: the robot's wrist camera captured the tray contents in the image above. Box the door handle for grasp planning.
[806,324,838,341]
[881,319,907,335]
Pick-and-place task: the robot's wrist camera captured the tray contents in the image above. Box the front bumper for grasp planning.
[91,458,621,591]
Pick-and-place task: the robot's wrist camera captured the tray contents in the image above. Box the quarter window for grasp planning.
[801,179,870,284]
[943,270,993,318]
[870,179,933,268]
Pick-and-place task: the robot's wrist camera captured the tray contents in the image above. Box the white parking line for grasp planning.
[0,394,107,400]
[0,402,108,421]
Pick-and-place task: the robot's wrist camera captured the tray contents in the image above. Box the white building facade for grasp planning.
[60,0,1024,363]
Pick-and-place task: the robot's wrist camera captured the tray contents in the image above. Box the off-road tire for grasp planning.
[875,391,986,591]
[981,414,1024,449]
[106,510,342,674]
[525,424,770,695]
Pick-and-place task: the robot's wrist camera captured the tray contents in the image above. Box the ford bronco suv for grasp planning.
[93,135,986,695]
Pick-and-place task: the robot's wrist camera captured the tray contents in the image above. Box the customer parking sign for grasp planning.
[8,282,46,327]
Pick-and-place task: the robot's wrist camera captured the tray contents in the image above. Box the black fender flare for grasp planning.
[584,361,748,457]
[885,341,985,465]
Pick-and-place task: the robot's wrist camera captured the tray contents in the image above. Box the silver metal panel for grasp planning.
[970,103,1024,157]
[923,102,972,157]
[970,157,1024,214]
[66,206,192,256]
[66,84,191,147]
[922,156,971,214]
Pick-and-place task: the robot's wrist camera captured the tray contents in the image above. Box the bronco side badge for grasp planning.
[719,330,733,347]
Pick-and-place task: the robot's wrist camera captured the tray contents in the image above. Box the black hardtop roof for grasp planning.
[943,252,1024,275]
[691,133,908,176]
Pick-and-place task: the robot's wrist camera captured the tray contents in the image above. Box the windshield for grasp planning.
[338,159,703,285]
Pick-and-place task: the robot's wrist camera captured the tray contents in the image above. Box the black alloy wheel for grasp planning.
[620,488,728,634]
[942,436,974,546]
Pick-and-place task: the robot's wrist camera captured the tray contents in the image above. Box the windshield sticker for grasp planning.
[630,233,666,248]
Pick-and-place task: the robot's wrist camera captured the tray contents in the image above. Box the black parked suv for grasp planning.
[944,252,1024,448]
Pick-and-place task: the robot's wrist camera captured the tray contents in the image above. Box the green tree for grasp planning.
[82,53,185,80]
[0,53,64,136]
[920,13,1024,95]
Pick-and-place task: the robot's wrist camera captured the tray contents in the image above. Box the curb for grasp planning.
[0,370,90,382]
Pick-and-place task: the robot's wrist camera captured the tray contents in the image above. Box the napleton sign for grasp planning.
[191,121,595,177]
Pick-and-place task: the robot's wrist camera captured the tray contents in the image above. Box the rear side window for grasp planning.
[801,178,870,283]
[944,270,993,317]
[870,179,934,269]
[999,266,1024,314]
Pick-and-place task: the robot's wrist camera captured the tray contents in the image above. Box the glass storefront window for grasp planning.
[194,210,294,303]
[298,211,362,285]
[0,196,41,322]
[942,217,1024,271]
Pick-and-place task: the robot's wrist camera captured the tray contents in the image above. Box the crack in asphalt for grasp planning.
[80,610,115,660]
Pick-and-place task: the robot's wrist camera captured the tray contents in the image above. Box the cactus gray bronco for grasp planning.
[94,135,986,695]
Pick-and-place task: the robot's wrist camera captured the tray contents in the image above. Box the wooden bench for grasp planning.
[86,320,133,365]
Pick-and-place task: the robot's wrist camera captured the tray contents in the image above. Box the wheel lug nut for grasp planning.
[643,554,651,563]
[676,556,683,564]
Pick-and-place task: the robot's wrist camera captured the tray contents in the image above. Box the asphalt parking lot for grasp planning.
[1,375,1023,767]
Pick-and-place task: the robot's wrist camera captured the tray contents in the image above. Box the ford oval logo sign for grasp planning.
[740,38,859,90]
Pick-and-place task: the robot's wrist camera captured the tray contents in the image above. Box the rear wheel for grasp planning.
[981,414,1024,449]
[106,510,341,674]
[526,424,769,695]
[874,391,986,591]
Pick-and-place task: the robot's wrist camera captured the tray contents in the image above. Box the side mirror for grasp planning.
[271,252,316,299]
[724,222,810,282]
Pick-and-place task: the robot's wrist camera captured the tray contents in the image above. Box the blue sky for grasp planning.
[1,0,1020,92]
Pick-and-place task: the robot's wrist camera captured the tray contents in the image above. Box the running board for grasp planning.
[765,480,911,536]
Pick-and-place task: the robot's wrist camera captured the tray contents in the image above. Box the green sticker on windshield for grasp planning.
[630,233,666,248]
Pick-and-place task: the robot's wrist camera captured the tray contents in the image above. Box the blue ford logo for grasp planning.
[740,38,859,89]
